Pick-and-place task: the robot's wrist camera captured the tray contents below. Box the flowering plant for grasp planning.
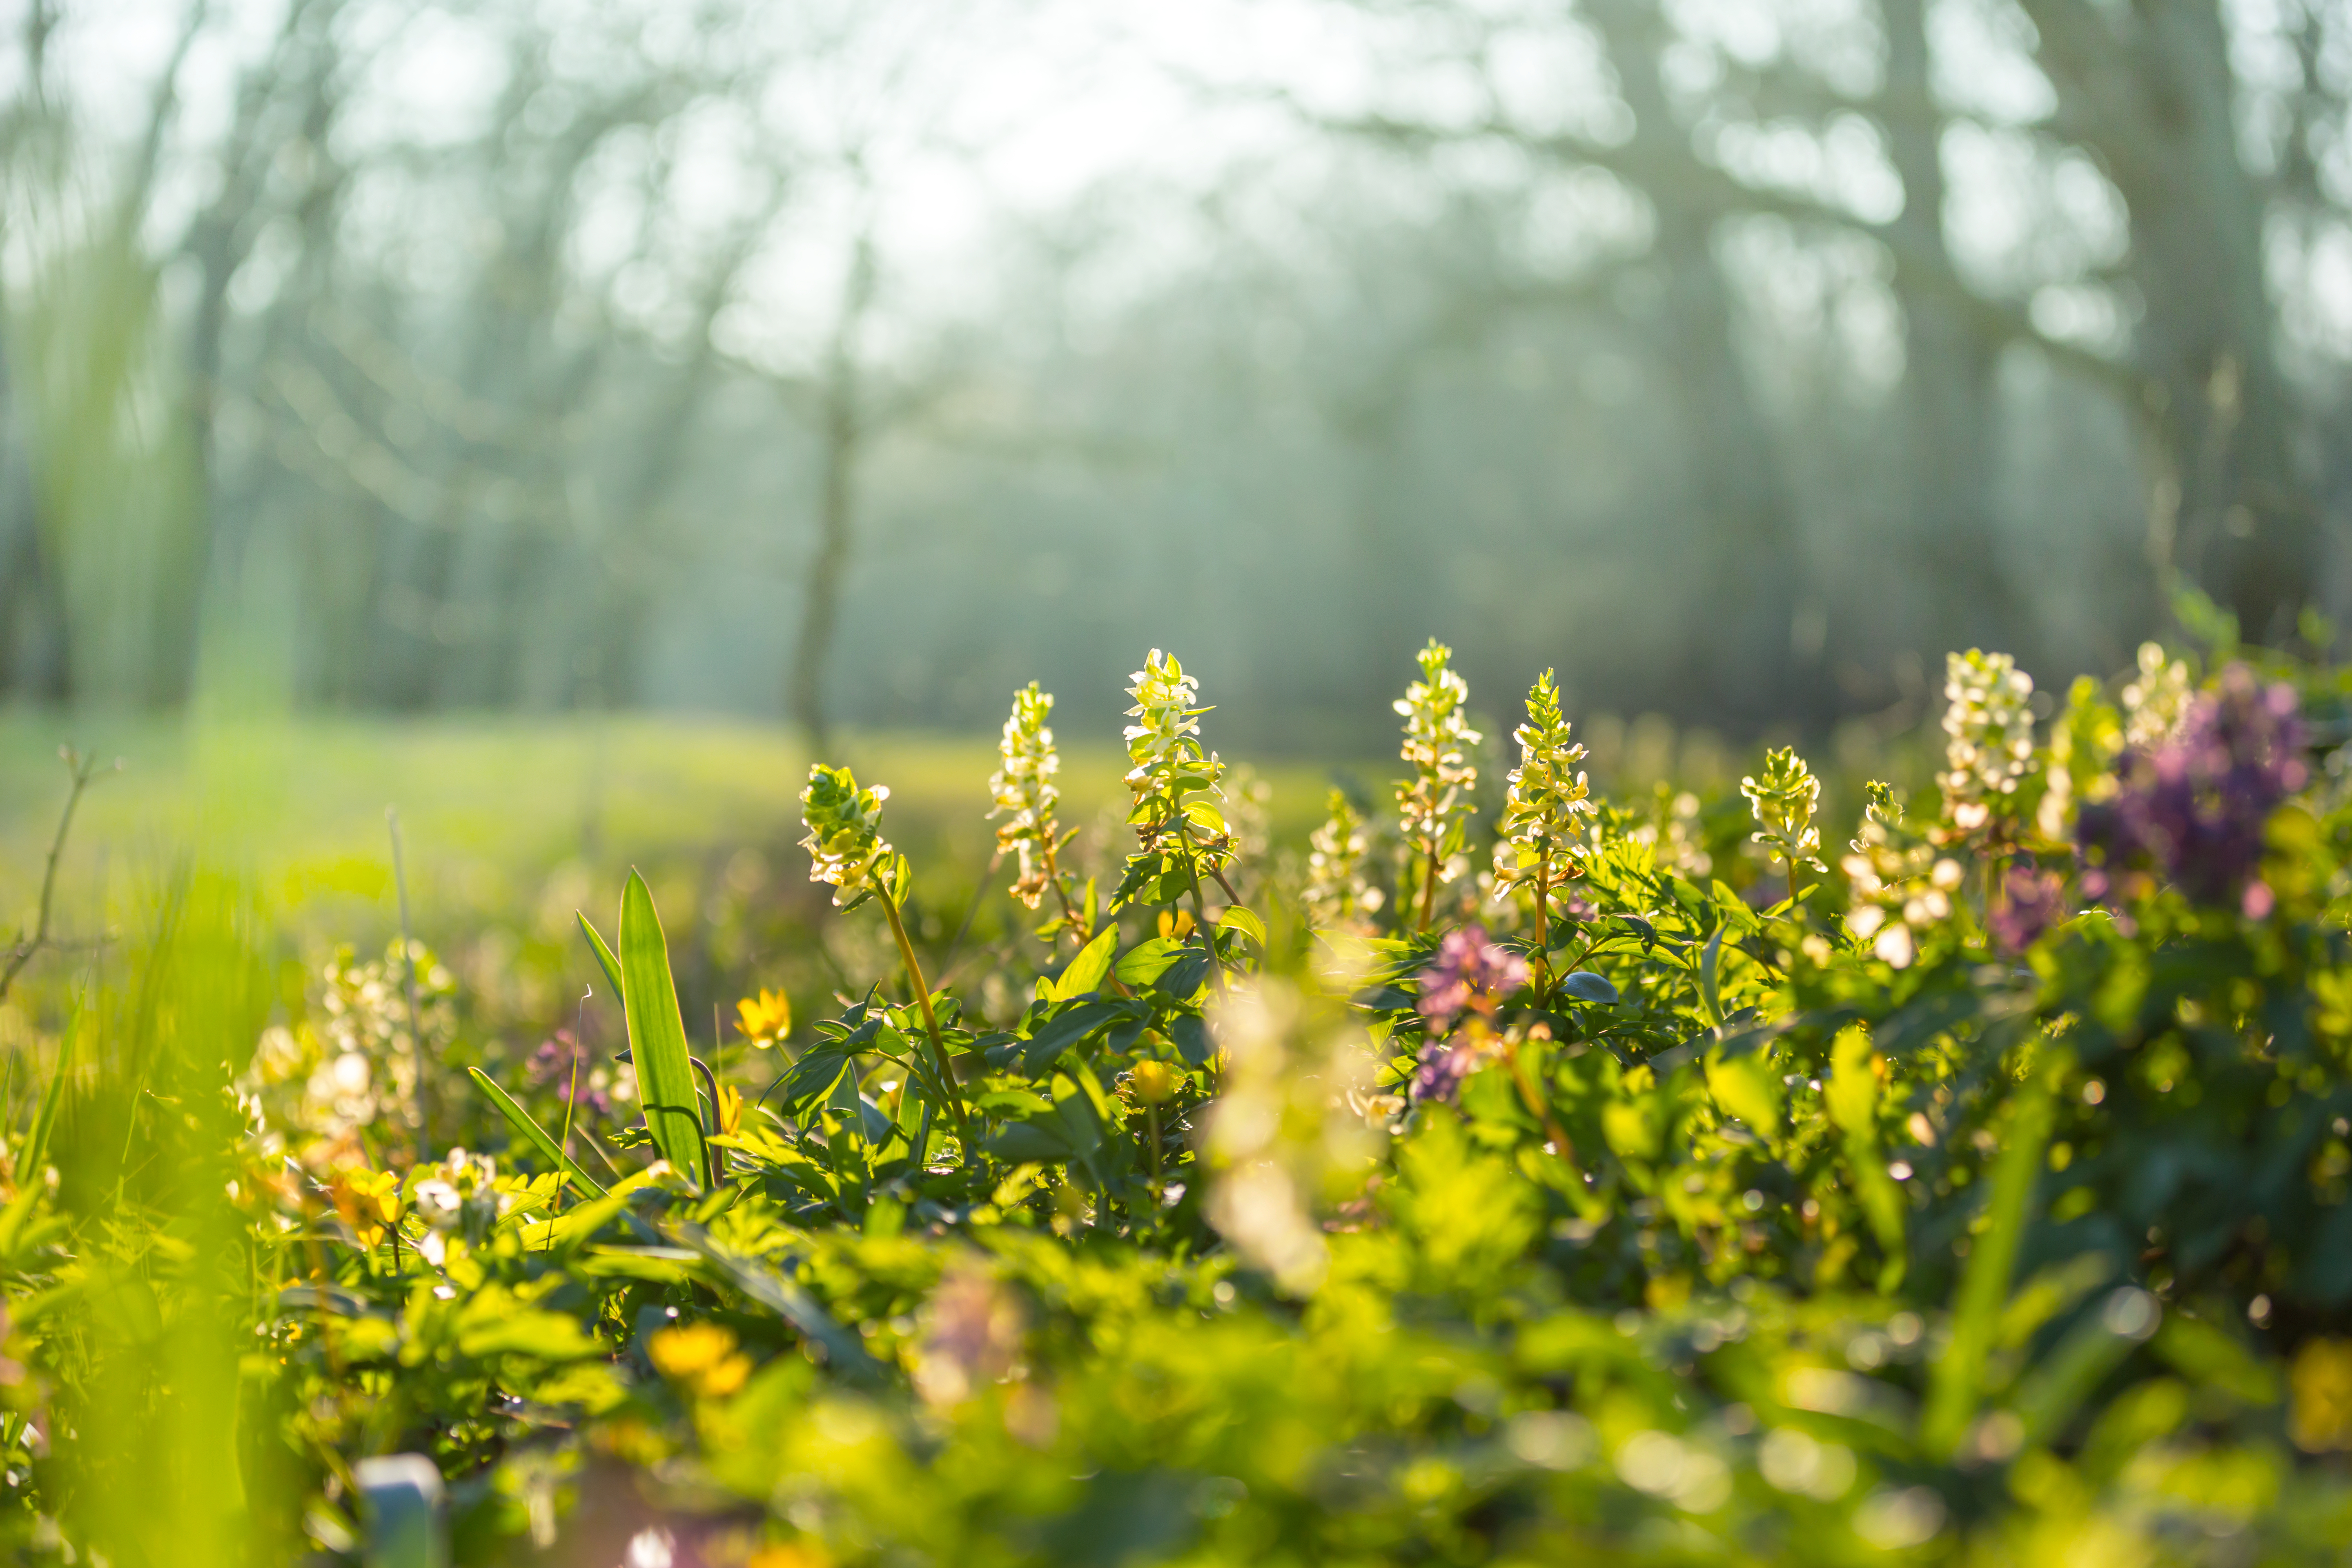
[1491,669,1594,960]
[1394,639,1481,931]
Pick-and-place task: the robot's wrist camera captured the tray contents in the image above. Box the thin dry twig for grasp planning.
[0,747,119,1005]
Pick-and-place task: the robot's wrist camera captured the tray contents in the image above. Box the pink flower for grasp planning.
[1416,925,1528,1037]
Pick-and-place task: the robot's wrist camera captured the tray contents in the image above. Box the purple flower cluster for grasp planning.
[526,1029,610,1119]
[1417,924,1528,1036]
[2078,666,2307,913]
[1412,925,1527,1103]
[1411,1038,1483,1104]
[1989,864,2067,954]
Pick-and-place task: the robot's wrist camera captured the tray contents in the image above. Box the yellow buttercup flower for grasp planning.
[2292,1339,2352,1451]
[650,1322,753,1399]
[748,1543,830,1568]
[330,1167,401,1247]
[1127,1060,1179,1106]
[736,988,793,1046]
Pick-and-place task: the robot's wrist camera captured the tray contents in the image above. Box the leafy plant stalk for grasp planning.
[878,889,971,1141]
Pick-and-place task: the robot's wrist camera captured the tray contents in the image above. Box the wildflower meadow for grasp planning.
[5,608,2352,1567]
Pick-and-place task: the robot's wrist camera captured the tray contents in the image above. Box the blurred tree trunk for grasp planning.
[1880,0,2010,657]
[789,229,876,755]
[0,333,68,701]
[1587,0,1809,724]
[112,0,209,705]
[2026,0,2321,641]
[176,0,333,658]
[0,3,67,702]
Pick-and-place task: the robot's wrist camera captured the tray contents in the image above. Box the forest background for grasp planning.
[3,0,2349,763]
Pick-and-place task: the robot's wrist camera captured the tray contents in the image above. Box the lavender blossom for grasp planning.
[1990,864,2067,954]
[1410,1038,1484,1104]
[2077,666,2307,910]
[1416,924,1529,1037]
[526,1030,610,1119]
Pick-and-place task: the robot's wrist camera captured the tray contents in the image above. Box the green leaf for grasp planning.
[987,1120,1074,1164]
[1218,905,1267,949]
[19,1004,75,1183]
[2012,1287,2161,1446]
[1017,998,1134,1076]
[1559,970,1618,1004]
[1048,923,1120,1002]
[619,871,708,1183]
[1922,1060,2058,1457]
[1697,927,1724,1027]
[780,1041,855,1116]
[1827,1025,1907,1269]
[1169,1013,1211,1066]
[666,1221,882,1383]
[466,1067,607,1198]
[1706,1051,1780,1138]
[1112,935,1185,987]
[576,911,623,999]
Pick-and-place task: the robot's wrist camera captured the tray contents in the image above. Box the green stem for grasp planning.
[1530,847,1552,996]
[1501,1034,1579,1180]
[1416,824,1445,933]
[1180,823,1228,1003]
[881,890,972,1145]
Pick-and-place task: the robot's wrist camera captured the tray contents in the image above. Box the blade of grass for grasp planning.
[576,911,624,998]
[1921,1061,2058,1457]
[19,999,78,1183]
[618,872,708,1183]
[388,808,432,1159]
[465,1067,607,1198]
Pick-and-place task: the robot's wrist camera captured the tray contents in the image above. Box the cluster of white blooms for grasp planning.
[1304,790,1383,929]
[1123,649,1219,800]
[241,941,452,1159]
[1741,746,1826,878]
[2122,641,2192,750]
[1394,639,1481,915]
[988,682,1062,909]
[1844,854,1963,971]
[800,764,895,904]
[1939,649,2036,831]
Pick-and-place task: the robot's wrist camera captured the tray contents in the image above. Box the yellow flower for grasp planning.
[2292,1339,2352,1451]
[650,1322,753,1399]
[736,988,793,1046]
[330,1167,401,1247]
[1157,909,1195,940]
[747,1544,829,1568]
[1127,1060,1179,1106]
[716,1082,745,1136]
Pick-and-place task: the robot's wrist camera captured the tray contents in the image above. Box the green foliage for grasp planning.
[8,641,2352,1565]
[619,871,710,1184]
